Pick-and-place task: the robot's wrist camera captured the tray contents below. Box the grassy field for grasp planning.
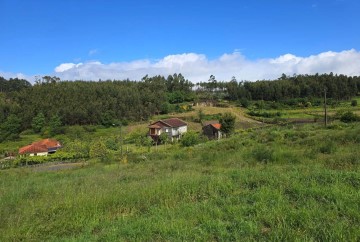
[258,97,360,118]
[1,122,359,241]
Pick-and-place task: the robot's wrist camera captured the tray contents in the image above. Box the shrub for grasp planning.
[125,128,147,145]
[340,111,359,123]
[159,132,170,145]
[239,98,250,108]
[351,100,358,107]
[89,141,110,162]
[105,138,118,151]
[160,102,173,114]
[305,102,312,108]
[180,131,200,147]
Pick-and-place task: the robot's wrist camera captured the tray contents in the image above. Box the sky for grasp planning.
[1,0,360,83]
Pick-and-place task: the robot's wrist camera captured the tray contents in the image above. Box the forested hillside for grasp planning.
[1,73,359,142]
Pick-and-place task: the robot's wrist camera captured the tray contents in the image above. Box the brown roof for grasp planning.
[150,118,187,128]
[19,144,48,155]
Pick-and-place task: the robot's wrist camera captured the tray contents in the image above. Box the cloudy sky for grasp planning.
[1,0,360,82]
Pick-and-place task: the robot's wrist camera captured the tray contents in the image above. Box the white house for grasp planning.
[18,139,62,156]
[148,118,187,142]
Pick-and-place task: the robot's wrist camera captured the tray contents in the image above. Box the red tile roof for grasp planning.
[211,123,221,130]
[33,138,61,149]
[19,144,48,155]
[18,139,62,154]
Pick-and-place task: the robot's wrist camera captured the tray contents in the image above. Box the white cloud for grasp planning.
[0,71,32,81]
[48,48,360,82]
[55,63,83,72]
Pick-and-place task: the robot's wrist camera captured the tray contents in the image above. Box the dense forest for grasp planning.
[1,73,360,142]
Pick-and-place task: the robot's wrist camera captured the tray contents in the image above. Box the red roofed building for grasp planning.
[18,139,62,156]
[148,118,187,142]
[202,121,223,140]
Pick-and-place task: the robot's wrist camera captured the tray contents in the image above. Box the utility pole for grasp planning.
[324,88,328,126]
[119,124,123,157]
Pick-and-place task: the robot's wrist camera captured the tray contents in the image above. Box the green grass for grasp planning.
[247,98,360,124]
[1,122,360,240]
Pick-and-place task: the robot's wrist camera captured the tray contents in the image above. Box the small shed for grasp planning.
[202,121,222,140]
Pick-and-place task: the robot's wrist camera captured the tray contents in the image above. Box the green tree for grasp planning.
[89,140,110,162]
[49,114,63,136]
[101,111,115,127]
[219,112,236,137]
[31,112,46,133]
[180,131,200,147]
[0,114,22,141]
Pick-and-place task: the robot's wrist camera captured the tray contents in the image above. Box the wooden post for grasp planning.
[324,88,328,126]
[120,125,123,157]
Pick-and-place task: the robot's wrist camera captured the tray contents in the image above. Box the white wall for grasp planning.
[172,125,187,136]
[29,152,48,157]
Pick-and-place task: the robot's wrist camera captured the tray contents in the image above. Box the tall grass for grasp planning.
[1,122,359,240]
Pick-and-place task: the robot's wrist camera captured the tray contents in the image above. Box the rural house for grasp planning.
[149,118,187,142]
[202,121,222,140]
[19,138,62,156]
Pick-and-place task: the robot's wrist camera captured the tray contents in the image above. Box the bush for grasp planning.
[160,102,173,114]
[125,128,147,145]
[351,100,358,107]
[180,131,200,147]
[105,138,118,151]
[89,141,110,162]
[340,111,359,123]
[239,98,250,108]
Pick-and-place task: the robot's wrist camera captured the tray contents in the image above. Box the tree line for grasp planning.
[1,72,359,142]
[197,73,360,101]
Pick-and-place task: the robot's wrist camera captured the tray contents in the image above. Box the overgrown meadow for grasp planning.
[1,122,359,241]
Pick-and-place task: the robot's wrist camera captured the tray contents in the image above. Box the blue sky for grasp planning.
[1,0,360,82]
